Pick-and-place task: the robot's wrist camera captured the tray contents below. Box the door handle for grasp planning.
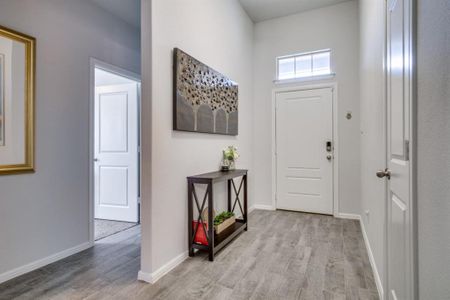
[94,158,99,162]
[326,154,332,161]
[376,168,391,180]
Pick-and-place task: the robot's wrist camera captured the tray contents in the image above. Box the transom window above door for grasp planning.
[276,49,332,81]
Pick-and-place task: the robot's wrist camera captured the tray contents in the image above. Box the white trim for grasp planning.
[277,48,331,60]
[273,73,335,85]
[382,0,389,294]
[333,213,384,299]
[89,58,141,244]
[360,218,385,300]
[271,82,339,217]
[137,270,153,283]
[91,58,141,82]
[336,213,361,220]
[253,204,276,211]
[138,251,188,284]
[0,241,92,284]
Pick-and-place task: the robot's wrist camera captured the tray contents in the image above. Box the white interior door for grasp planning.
[276,88,334,214]
[94,83,139,223]
[385,0,415,298]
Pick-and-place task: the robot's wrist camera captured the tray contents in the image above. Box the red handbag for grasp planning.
[192,220,208,245]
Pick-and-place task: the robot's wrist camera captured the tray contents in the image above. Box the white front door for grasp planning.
[276,88,334,214]
[385,0,415,298]
[94,83,139,223]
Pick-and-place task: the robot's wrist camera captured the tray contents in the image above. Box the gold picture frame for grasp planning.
[0,25,35,175]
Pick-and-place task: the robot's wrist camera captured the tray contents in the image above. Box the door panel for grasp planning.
[386,0,414,298]
[95,83,138,223]
[390,192,407,300]
[276,88,333,214]
[99,166,129,206]
[99,92,128,153]
[389,0,406,158]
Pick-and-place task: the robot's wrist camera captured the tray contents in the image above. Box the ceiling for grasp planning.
[89,0,349,29]
[239,0,351,22]
[91,0,140,28]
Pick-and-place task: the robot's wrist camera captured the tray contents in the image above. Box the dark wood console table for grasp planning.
[187,169,248,261]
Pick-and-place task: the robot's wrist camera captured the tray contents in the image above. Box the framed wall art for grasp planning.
[173,48,238,135]
[0,25,35,174]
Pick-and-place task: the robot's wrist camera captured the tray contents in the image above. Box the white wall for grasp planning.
[358,0,386,294]
[140,0,254,276]
[252,1,361,214]
[417,0,450,298]
[0,0,140,282]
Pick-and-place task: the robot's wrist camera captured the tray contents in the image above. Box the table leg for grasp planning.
[244,175,248,231]
[227,179,231,212]
[207,182,215,261]
[188,181,194,257]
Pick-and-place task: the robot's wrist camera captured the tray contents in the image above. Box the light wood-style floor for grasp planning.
[0,210,378,300]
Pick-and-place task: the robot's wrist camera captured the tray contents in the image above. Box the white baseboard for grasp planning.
[336,212,383,299]
[253,204,276,211]
[360,218,384,300]
[0,241,93,284]
[336,213,361,220]
[137,270,152,283]
[138,251,188,284]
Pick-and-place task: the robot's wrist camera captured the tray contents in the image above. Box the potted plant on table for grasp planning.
[214,211,236,234]
[221,146,239,171]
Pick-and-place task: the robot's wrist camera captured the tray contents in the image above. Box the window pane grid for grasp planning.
[277,50,331,80]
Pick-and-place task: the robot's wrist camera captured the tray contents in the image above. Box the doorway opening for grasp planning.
[90,60,141,241]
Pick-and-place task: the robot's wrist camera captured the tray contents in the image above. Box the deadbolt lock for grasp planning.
[326,141,332,152]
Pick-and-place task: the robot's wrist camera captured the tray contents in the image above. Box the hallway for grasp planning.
[0,210,377,300]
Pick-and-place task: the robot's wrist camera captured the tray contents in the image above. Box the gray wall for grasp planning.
[358,0,387,293]
[417,0,450,298]
[140,0,254,276]
[252,1,361,214]
[0,0,140,280]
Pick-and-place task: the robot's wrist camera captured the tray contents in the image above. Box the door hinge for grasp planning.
[138,146,141,153]
[405,140,410,161]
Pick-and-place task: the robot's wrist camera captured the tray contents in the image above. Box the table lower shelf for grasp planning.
[192,219,247,255]
[214,219,247,253]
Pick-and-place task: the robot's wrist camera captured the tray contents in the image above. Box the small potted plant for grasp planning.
[214,211,236,234]
[221,146,239,171]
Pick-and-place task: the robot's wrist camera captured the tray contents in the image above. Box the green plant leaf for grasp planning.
[214,211,235,225]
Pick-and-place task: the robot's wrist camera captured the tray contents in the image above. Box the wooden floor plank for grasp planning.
[0,210,379,300]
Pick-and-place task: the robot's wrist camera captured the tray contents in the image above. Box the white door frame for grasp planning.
[89,58,141,245]
[271,82,339,216]
[383,0,418,297]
